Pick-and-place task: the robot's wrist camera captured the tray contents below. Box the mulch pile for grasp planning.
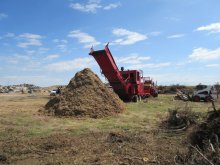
[44,68,125,118]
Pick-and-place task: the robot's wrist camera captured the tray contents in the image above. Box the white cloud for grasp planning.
[38,47,50,54]
[17,33,43,48]
[189,47,220,61]
[167,34,185,39]
[22,47,49,56]
[61,40,68,44]
[149,73,218,86]
[5,33,15,38]
[129,62,171,69]
[0,13,8,20]
[116,54,151,64]
[205,64,220,68]
[57,44,67,52]
[196,22,220,33]
[25,50,36,55]
[103,2,121,10]
[68,30,100,48]
[111,28,147,45]
[165,17,180,22]
[53,39,68,44]
[0,75,47,86]
[53,39,68,52]
[3,54,44,72]
[6,54,30,64]
[53,39,59,43]
[69,0,120,13]
[69,0,102,13]
[44,54,59,60]
[175,61,189,66]
[148,31,161,36]
[0,33,15,40]
[46,57,94,71]
[0,74,72,87]
[22,61,42,70]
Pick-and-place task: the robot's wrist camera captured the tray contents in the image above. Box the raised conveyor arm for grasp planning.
[89,45,125,86]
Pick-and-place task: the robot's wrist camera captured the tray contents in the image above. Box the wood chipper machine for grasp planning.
[89,44,158,102]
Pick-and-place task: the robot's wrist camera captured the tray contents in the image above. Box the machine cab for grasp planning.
[120,70,142,84]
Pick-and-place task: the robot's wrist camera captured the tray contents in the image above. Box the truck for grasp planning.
[89,44,158,102]
[50,87,61,96]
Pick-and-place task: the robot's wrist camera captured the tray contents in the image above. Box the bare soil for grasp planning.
[0,130,186,165]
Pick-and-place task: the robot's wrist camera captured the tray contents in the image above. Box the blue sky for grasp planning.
[0,0,220,86]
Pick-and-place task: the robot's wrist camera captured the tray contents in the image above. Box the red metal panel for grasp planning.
[89,45,129,100]
[89,45,124,84]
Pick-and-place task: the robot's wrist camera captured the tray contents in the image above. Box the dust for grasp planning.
[44,68,125,118]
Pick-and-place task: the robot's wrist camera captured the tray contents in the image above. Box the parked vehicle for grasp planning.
[192,84,218,102]
[50,87,61,96]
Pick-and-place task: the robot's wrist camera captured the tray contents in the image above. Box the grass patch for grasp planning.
[0,93,215,140]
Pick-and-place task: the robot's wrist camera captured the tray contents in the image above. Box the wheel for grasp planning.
[193,95,200,102]
[132,95,138,102]
[152,93,158,97]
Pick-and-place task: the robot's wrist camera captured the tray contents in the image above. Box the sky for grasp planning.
[0,0,220,86]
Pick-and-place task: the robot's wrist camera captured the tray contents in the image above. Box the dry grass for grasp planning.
[0,93,216,138]
[0,93,219,164]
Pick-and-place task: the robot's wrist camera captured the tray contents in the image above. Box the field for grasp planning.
[0,93,219,165]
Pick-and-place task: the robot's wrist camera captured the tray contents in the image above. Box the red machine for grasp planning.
[89,44,158,102]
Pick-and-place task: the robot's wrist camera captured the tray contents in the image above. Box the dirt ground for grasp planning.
[0,93,218,165]
[0,130,187,165]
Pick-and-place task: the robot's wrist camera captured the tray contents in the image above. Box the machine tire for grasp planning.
[152,93,158,97]
[132,95,138,102]
[193,95,200,102]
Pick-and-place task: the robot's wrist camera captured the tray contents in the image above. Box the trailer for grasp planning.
[89,44,158,102]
